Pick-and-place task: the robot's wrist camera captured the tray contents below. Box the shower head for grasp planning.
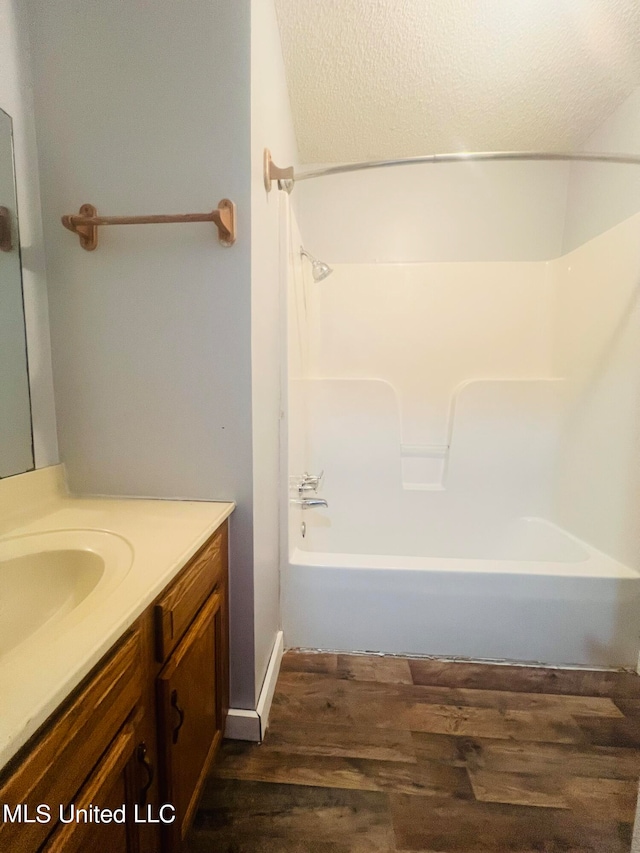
[300,247,333,282]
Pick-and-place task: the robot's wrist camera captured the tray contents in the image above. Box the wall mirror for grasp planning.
[0,107,34,478]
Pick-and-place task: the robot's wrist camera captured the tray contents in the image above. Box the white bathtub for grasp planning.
[283,517,640,668]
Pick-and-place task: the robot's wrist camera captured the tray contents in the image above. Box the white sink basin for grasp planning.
[0,530,133,656]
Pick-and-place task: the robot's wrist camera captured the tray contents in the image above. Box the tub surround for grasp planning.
[285,198,640,673]
[0,464,234,771]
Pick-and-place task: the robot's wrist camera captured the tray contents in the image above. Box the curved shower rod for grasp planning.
[263,148,640,193]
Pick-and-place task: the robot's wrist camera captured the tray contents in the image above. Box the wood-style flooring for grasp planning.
[188,652,640,852]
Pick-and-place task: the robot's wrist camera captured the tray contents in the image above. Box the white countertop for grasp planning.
[0,465,234,770]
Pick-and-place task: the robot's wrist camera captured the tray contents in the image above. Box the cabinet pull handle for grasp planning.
[136,742,155,806]
[171,689,185,744]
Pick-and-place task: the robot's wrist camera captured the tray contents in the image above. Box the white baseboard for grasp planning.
[224,708,261,741]
[225,630,284,742]
[256,630,284,738]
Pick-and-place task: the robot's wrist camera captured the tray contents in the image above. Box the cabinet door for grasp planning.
[41,717,143,853]
[157,590,223,848]
[0,630,141,853]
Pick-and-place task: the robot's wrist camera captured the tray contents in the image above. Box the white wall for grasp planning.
[250,0,298,703]
[0,0,57,469]
[563,86,640,253]
[27,0,256,708]
[295,161,570,263]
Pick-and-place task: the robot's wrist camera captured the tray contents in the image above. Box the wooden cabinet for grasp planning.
[0,520,229,853]
[157,590,224,849]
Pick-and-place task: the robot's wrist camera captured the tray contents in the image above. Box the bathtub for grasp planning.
[283,517,640,668]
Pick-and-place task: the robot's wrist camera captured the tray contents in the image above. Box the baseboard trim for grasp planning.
[225,630,284,742]
[224,708,261,741]
[256,630,284,739]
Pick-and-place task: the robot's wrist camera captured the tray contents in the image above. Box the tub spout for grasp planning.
[290,498,328,509]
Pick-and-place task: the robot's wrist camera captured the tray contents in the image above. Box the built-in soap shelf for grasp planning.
[401,444,448,490]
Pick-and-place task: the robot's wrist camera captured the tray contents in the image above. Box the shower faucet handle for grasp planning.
[290,498,329,509]
[297,471,324,494]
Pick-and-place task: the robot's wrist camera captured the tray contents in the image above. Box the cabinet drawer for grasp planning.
[154,525,226,663]
[0,629,142,853]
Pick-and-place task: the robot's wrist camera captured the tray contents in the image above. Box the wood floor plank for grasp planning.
[452,687,623,717]
[271,670,390,718]
[281,651,338,675]
[210,741,473,799]
[271,673,587,742]
[467,769,570,809]
[336,654,413,684]
[191,778,395,852]
[398,703,584,743]
[468,771,638,822]
[389,793,633,852]
[264,719,417,763]
[271,680,584,743]
[274,670,623,718]
[456,736,640,779]
[409,732,468,766]
[573,715,640,748]
[609,697,640,718]
[408,658,640,698]
[564,777,638,823]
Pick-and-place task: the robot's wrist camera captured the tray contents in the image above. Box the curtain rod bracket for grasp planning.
[264,149,294,193]
[61,198,237,250]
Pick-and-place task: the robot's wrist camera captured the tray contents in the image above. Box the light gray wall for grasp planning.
[0,0,57,471]
[563,87,640,253]
[27,0,257,708]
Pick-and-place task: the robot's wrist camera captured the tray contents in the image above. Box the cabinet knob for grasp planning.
[170,690,185,744]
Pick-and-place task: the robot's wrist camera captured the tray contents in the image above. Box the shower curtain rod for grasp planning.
[263,148,640,193]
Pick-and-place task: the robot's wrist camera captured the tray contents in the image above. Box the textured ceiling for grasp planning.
[273,0,640,163]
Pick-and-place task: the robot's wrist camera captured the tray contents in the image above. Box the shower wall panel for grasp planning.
[300,377,561,555]
[306,262,555,448]
[296,161,570,263]
[552,212,640,569]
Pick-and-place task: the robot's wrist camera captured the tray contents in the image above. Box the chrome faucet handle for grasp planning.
[297,482,318,493]
[293,471,325,495]
[290,498,328,509]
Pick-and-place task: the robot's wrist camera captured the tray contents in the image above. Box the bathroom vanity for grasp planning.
[0,466,234,853]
